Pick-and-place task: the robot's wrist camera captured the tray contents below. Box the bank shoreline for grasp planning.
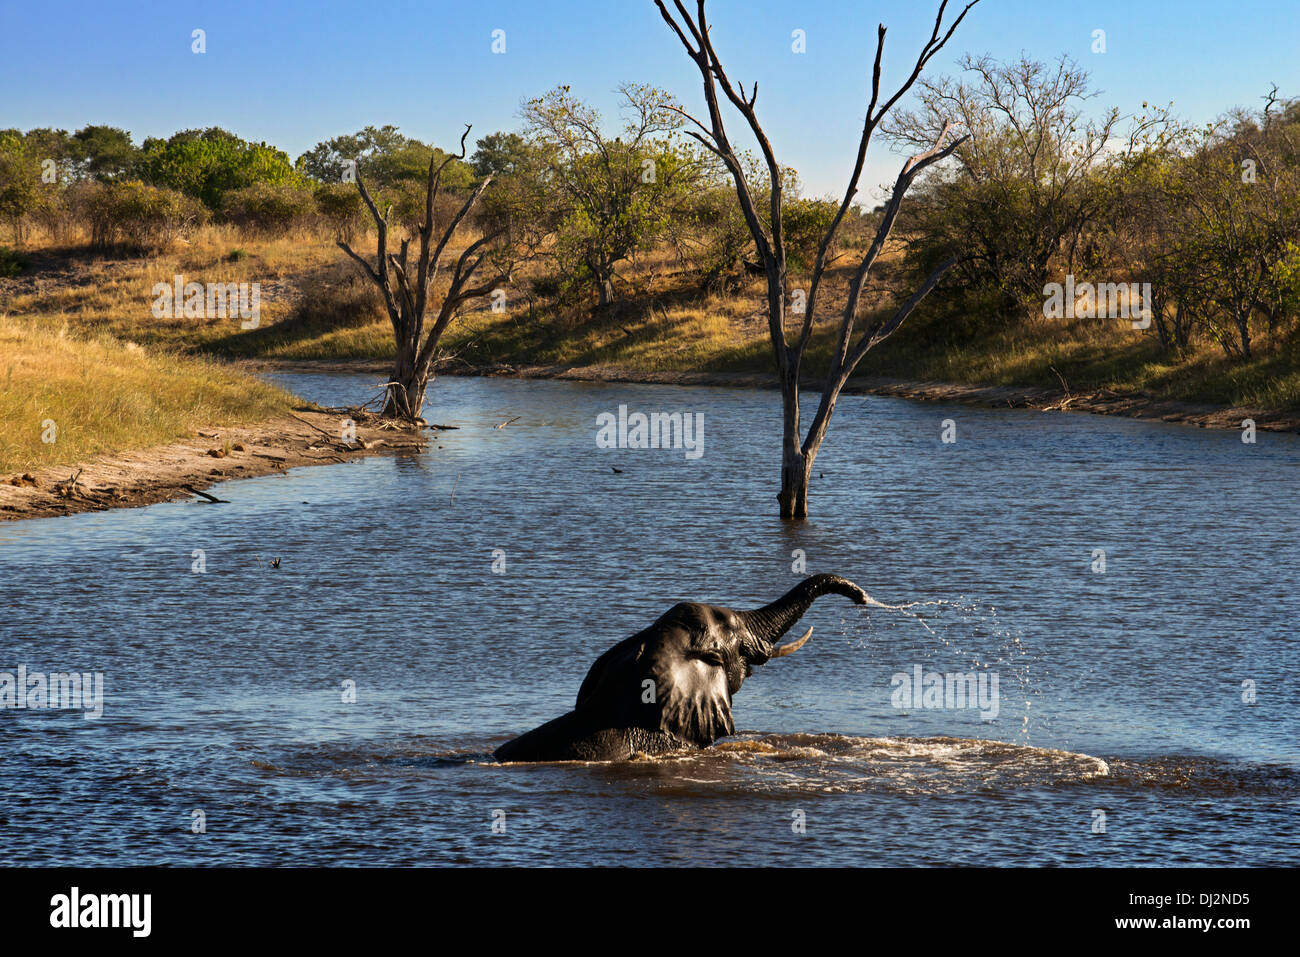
[4,358,1291,523]
[244,358,1300,434]
[0,409,425,522]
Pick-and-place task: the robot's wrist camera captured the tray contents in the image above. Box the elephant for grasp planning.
[493,574,870,762]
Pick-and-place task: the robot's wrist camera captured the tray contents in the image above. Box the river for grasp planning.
[1,373,1297,865]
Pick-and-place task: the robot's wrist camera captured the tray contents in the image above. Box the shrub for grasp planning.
[313,183,367,244]
[782,197,840,272]
[220,182,316,236]
[0,131,42,240]
[82,179,208,251]
[0,245,28,277]
[137,128,301,209]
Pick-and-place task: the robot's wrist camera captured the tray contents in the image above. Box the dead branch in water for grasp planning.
[183,484,229,504]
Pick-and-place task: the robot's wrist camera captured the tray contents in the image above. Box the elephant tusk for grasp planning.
[771,626,813,658]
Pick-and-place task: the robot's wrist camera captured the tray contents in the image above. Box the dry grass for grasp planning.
[0,315,295,473]
[1,228,342,343]
[4,228,1297,413]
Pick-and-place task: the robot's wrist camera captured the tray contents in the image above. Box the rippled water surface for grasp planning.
[2,374,1297,865]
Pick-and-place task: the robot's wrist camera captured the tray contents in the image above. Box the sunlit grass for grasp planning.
[6,231,1297,412]
[0,316,295,473]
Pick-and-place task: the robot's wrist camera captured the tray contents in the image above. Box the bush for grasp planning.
[313,183,367,244]
[371,179,467,235]
[137,128,301,209]
[529,275,563,300]
[294,267,384,329]
[0,246,28,277]
[0,131,42,240]
[782,197,840,272]
[221,182,316,236]
[82,179,208,251]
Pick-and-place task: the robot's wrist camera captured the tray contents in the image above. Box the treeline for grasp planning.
[3,58,1299,365]
[0,88,870,299]
[889,56,1300,360]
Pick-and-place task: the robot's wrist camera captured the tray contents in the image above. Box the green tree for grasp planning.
[296,125,411,183]
[138,128,300,208]
[886,54,1120,315]
[72,125,138,180]
[522,83,702,305]
[0,130,43,239]
[297,125,475,194]
[470,132,532,178]
[21,128,77,183]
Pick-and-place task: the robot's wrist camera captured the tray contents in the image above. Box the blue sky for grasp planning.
[4,0,1297,199]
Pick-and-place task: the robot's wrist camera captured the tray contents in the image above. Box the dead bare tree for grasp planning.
[656,0,978,518]
[338,125,509,420]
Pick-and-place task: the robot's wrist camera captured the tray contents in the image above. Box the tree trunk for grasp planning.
[382,337,429,419]
[382,377,427,420]
[778,448,812,520]
[657,0,975,521]
[596,269,614,308]
[338,127,506,425]
[776,377,811,519]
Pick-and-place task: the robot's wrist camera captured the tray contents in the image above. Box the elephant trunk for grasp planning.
[737,574,870,649]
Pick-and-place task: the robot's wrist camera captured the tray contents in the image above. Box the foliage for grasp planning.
[521,83,703,305]
[220,182,317,235]
[72,126,139,180]
[470,132,531,178]
[887,54,1120,314]
[297,125,475,193]
[0,130,59,240]
[313,182,367,244]
[82,179,209,250]
[0,245,28,277]
[137,128,301,208]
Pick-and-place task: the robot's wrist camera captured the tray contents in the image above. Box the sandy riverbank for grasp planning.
[0,408,425,522]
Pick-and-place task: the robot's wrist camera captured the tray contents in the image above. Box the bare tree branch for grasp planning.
[657,0,978,518]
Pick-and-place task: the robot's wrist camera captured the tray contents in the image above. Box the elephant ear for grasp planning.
[575,617,736,748]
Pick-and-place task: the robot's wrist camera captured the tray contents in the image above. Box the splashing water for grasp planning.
[857,593,959,641]
[840,593,1044,747]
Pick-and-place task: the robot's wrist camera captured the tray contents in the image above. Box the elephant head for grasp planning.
[494,574,870,762]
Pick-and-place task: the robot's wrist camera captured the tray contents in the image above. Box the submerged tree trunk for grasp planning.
[778,447,812,520]
[658,0,978,520]
[775,365,812,520]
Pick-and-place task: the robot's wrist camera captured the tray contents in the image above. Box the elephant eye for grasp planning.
[693,649,726,668]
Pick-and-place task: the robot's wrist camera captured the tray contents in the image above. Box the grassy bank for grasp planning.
[0,315,295,473]
[4,232,1299,415]
[441,283,1300,411]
